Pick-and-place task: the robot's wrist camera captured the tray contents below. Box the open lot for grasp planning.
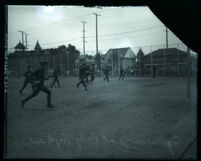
[6,76,197,159]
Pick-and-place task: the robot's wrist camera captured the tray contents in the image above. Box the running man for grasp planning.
[21,62,55,108]
[19,65,33,95]
[119,67,125,80]
[85,65,90,85]
[103,67,110,82]
[76,63,88,91]
[50,66,61,88]
[89,65,95,84]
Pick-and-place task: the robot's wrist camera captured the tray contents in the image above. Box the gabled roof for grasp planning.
[14,41,25,50]
[34,40,42,50]
[147,48,187,56]
[105,47,136,58]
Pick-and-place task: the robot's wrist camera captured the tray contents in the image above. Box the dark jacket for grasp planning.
[31,68,47,86]
[23,70,32,80]
[79,66,87,79]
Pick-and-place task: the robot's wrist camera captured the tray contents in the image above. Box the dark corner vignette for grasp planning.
[2,0,199,160]
[3,3,8,160]
[0,1,7,160]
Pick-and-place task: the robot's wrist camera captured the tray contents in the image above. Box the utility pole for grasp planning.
[25,33,28,50]
[150,46,153,76]
[177,43,179,75]
[81,21,87,63]
[139,51,141,75]
[93,13,101,55]
[187,47,191,98]
[68,52,70,72]
[93,13,101,71]
[18,30,25,46]
[118,48,120,75]
[74,52,76,76]
[163,44,166,75]
[111,50,114,75]
[166,26,168,49]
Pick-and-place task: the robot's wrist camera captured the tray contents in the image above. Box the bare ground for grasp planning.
[6,76,197,159]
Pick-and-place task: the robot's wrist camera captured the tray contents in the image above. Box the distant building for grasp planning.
[142,48,192,76]
[8,41,80,76]
[103,47,136,74]
[14,41,26,52]
[34,40,42,54]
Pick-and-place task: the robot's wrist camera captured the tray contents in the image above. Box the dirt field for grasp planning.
[6,76,197,159]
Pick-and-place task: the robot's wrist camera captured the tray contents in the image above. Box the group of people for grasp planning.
[20,62,62,109]
[20,62,55,109]
[76,64,95,91]
[19,62,125,109]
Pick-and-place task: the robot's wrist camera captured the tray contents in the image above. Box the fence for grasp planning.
[8,43,197,77]
[130,43,197,77]
[8,52,78,77]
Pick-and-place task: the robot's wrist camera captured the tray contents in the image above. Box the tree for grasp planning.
[67,44,76,53]
[58,45,67,51]
[66,44,80,73]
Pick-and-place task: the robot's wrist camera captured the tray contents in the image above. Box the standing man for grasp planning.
[103,67,110,82]
[19,65,33,95]
[76,63,88,91]
[119,67,125,80]
[89,65,95,84]
[50,66,61,88]
[152,66,156,78]
[85,65,90,85]
[21,62,55,108]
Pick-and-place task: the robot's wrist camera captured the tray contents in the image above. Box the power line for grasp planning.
[86,25,164,38]
[23,28,164,49]
[24,7,123,30]
[8,17,156,38]
[15,13,92,31]
[87,31,164,43]
[27,37,79,47]
[8,8,155,35]
[100,17,156,29]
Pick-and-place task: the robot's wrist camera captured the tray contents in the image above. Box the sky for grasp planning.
[8,5,194,55]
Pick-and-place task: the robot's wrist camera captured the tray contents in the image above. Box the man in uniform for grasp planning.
[89,65,95,84]
[119,67,125,80]
[152,66,156,79]
[21,62,55,108]
[19,65,33,95]
[50,66,61,88]
[85,64,90,85]
[76,63,88,91]
[103,67,110,82]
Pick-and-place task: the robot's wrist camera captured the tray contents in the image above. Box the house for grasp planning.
[142,48,190,76]
[103,47,136,74]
